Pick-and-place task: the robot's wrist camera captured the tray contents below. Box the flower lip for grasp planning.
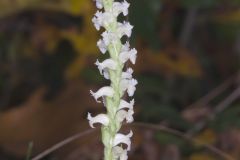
[122,68,133,79]
[119,48,137,64]
[95,58,117,75]
[113,146,128,160]
[112,0,130,16]
[120,78,138,97]
[87,113,109,128]
[118,99,134,111]
[90,86,114,103]
[93,0,103,9]
[113,131,133,151]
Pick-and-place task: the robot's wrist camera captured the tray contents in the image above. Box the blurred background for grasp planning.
[0,0,240,159]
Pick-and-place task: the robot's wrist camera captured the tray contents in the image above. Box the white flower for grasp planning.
[92,11,102,30]
[95,59,117,75]
[122,68,133,79]
[90,86,114,103]
[117,22,133,38]
[118,99,134,110]
[120,78,138,96]
[116,108,134,123]
[113,0,130,16]
[122,42,130,52]
[119,48,137,64]
[102,31,119,46]
[113,146,128,160]
[92,11,115,30]
[93,0,103,9]
[87,113,109,128]
[97,39,107,54]
[113,131,133,151]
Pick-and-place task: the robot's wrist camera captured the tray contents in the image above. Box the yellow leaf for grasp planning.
[189,153,216,160]
[194,129,216,146]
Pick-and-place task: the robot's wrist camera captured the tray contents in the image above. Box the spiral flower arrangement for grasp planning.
[88,0,137,159]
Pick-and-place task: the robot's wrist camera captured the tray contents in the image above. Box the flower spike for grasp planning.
[89,0,137,159]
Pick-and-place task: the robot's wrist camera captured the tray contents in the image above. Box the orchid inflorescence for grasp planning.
[88,0,137,159]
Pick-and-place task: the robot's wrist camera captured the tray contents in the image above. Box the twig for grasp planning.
[26,141,34,160]
[31,128,98,160]
[187,73,238,108]
[179,7,198,47]
[31,122,235,160]
[187,86,240,135]
[132,122,235,160]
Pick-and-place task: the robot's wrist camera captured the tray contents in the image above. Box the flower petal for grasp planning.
[116,108,134,123]
[119,48,137,64]
[122,68,133,79]
[120,78,138,96]
[102,31,119,46]
[97,39,107,54]
[113,146,128,160]
[113,0,130,16]
[117,21,133,37]
[92,11,115,30]
[95,59,117,75]
[113,131,133,151]
[121,41,130,52]
[87,113,109,128]
[93,0,103,9]
[118,99,134,110]
[127,79,138,96]
[90,86,114,103]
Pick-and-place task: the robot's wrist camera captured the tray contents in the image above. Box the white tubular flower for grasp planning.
[92,11,115,30]
[97,39,107,54]
[119,48,137,64]
[113,0,130,16]
[102,31,119,46]
[122,68,133,79]
[117,21,133,37]
[92,11,102,30]
[120,78,138,96]
[87,113,109,128]
[113,146,128,160]
[116,108,134,123]
[118,99,134,110]
[95,59,117,75]
[94,0,103,9]
[113,131,133,151]
[90,86,114,103]
[122,41,130,52]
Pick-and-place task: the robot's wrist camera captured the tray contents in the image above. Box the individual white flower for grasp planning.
[97,39,107,54]
[93,0,103,9]
[113,131,133,151]
[92,11,115,30]
[87,113,109,128]
[118,99,134,110]
[117,22,133,38]
[103,70,110,79]
[95,59,117,75]
[113,146,128,160]
[116,108,134,123]
[120,78,138,96]
[112,0,130,16]
[92,11,102,30]
[90,86,114,103]
[119,48,137,64]
[102,31,119,46]
[127,79,138,96]
[122,68,133,79]
[122,41,130,52]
